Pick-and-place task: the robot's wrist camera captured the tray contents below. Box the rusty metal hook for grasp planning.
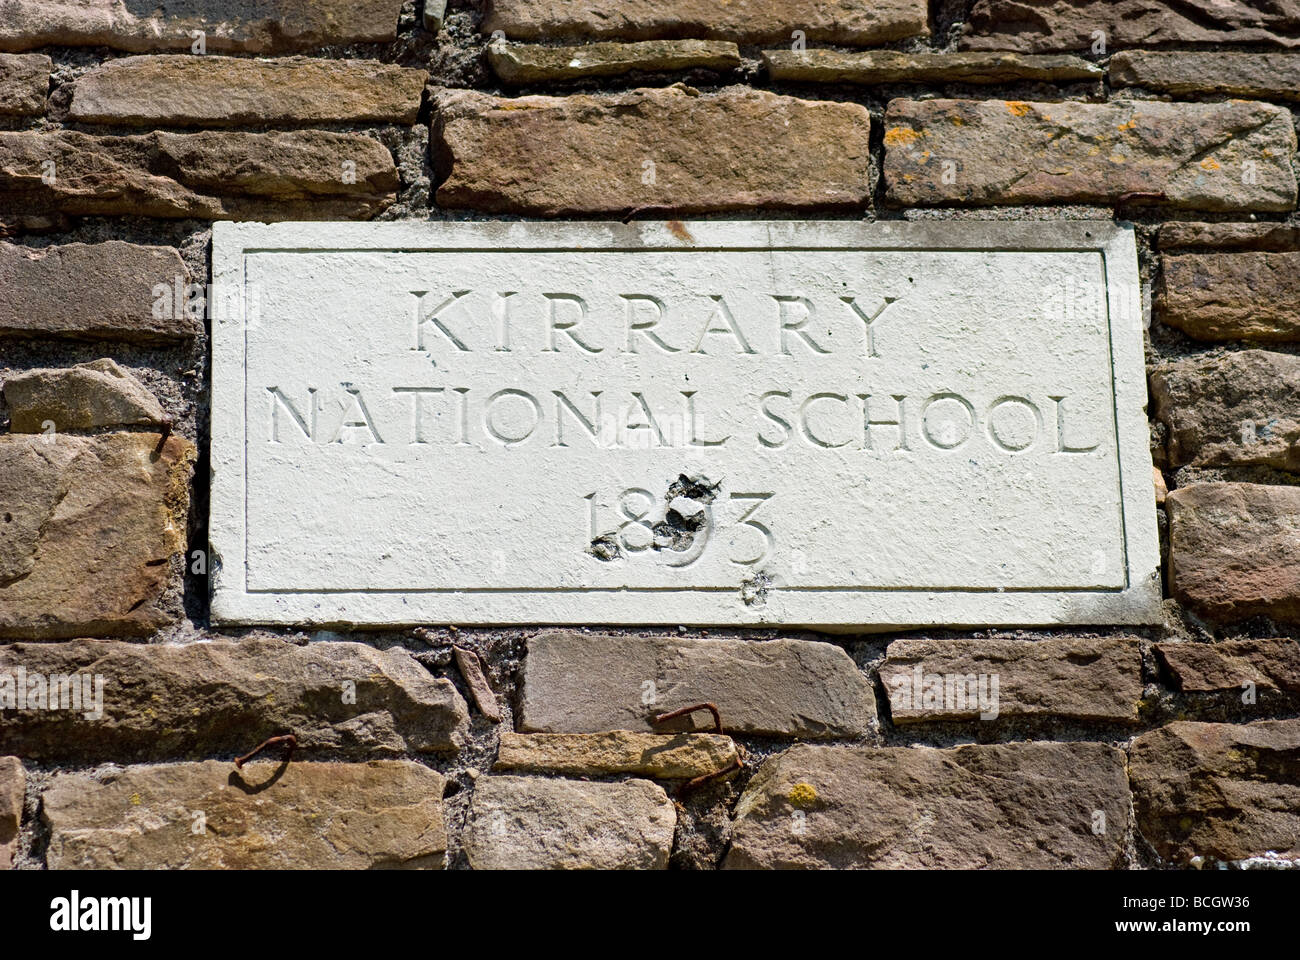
[234,734,297,770]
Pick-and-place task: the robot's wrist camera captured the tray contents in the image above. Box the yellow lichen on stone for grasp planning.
[788,782,818,807]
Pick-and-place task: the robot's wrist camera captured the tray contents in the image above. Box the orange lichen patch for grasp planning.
[884,126,922,147]
[1006,101,1031,117]
[1200,158,1222,171]
[1117,118,1137,132]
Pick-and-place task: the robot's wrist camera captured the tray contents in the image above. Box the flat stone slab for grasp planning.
[1167,483,1300,624]
[489,40,740,83]
[43,760,447,869]
[1154,638,1300,696]
[210,220,1159,629]
[495,730,738,779]
[1129,720,1300,863]
[0,637,469,761]
[1150,350,1300,471]
[464,776,675,870]
[881,635,1143,723]
[518,631,874,739]
[3,358,167,433]
[0,433,195,639]
[726,741,1131,868]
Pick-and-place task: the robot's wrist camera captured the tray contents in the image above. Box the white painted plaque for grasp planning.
[210,221,1160,629]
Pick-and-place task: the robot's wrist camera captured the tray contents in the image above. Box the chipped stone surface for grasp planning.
[464,776,674,870]
[0,130,397,221]
[1160,253,1300,342]
[1150,350,1300,472]
[4,359,167,433]
[482,0,929,46]
[432,86,871,215]
[0,0,406,53]
[520,632,874,739]
[881,635,1143,724]
[765,50,1101,84]
[1166,483,1300,625]
[1155,638,1300,695]
[1159,221,1300,252]
[726,741,1131,868]
[43,760,447,869]
[495,731,739,779]
[1111,51,1300,101]
[0,433,194,639]
[0,638,469,761]
[962,0,1300,52]
[0,241,197,342]
[0,756,21,869]
[489,39,740,83]
[1129,720,1300,863]
[0,52,48,116]
[70,56,428,127]
[883,99,1297,212]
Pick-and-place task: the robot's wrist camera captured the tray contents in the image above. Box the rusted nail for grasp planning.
[234,734,297,770]
[152,418,174,456]
[679,755,744,795]
[651,701,722,734]
[453,646,502,723]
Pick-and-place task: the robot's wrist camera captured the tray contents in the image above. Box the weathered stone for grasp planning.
[433,86,871,216]
[464,776,674,870]
[1150,351,1300,472]
[0,756,21,869]
[519,632,874,739]
[881,635,1142,724]
[1166,483,1300,624]
[489,40,740,83]
[884,99,1297,212]
[726,741,1131,868]
[0,53,48,116]
[0,638,469,761]
[43,760,447,869]
[0,0,405,53]
[1159,221,1300,253]
[0,241,196,342]
[452,646,501,723]
[1160,253,1300,341]
[495,731,739,779]
[424,0,447,33]
[70,56,427,127]
[1129,720,1300,862]
[963,0,1300,52]
[1154,467,1168,505]
[1155,639,1300,695]
[482,0,929,45]
[765,49,1101,84]
[0,433,194,639]
[0,129,397,221]
[4,359,166,433]
[1111,51,1300,101]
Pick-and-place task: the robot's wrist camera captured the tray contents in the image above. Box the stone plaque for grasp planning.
[210,221,1159,629]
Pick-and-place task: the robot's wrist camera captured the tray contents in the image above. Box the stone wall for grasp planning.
[1,0,1298,870]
